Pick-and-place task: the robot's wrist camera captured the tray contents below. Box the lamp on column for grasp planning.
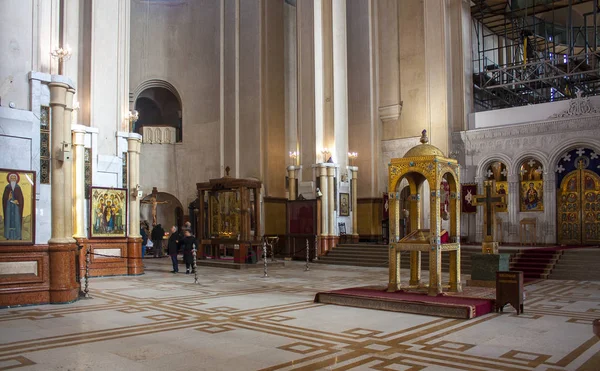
[51,45,72,75]
[289,151,298,166]
[126,110,139,132]
[321,148,331,163]
[348,152,358,166]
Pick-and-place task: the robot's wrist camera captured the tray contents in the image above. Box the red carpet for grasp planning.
[511,245,599,279]
[315,286,494,319]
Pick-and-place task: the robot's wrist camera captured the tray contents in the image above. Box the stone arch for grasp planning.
[548,138,600,170]
[510,150,550,177]
[476,153,512,180]
[140,191,185,231]
[132,78,183,105]
[132,79,183,142]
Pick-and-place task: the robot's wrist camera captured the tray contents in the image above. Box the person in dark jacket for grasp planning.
[167,225,182,273]
[182,229,197,274]
[151,224,165,258]
[140,223,148,258]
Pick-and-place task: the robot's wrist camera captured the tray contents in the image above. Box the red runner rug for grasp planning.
[315,286,494,319]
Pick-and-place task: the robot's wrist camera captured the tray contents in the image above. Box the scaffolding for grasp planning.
[472,0,600,111]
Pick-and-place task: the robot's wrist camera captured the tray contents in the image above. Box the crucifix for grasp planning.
[473,180,506,254]
[141,187,168,226]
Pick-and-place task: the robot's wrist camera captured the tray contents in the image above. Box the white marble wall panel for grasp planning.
[469,95,600,130]
[0,261,38,275]
[95,154,122,188]
[0,105,50,243]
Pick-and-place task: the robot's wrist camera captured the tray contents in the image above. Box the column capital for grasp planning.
[72,130,86,146]
[49,82,68,106]
[127,134,142,153]
[287,165,303,172]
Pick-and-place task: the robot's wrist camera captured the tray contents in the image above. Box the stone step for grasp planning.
[327,251,389,256]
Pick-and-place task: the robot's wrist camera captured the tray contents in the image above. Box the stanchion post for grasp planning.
[83,246,92,299]
[305,238,310,271]
[262,241,268,278]
[314,235,318,261]
[193,244,198,284]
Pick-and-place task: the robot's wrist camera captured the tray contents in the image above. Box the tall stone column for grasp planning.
[48,81,79,304]
[72,126,86,238]
[348,166,358,242]
[544,171,556,244]
[287,166,300,200]
[63,89,75,238]
[316,164,329,252]
[508,174,519,243]
[327,165,336,249]
[127,133,143,275]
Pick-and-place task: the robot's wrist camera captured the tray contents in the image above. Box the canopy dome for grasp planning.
[404,130,444,158]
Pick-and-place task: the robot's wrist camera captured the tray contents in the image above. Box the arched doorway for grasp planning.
[140,192,184,231]
[556,147,600,245]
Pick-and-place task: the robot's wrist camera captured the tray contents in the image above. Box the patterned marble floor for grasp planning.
[0,258,599,371]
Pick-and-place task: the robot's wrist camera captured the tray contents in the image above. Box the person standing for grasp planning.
[151,223,165,258]
[167,225,182,273]
[140,223,148,258]
[182,229,197,274]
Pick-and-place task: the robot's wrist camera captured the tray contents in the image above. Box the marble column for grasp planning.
[127,133,143,275]
[348,166,359,242]
[316,164,329,252]
[327,165,336,249]
[475,176,484,242]
[48,81,79,304]
[508,174,519,243]
[72,126,86,238]
[544,171,556,244]
[287,166,301,200]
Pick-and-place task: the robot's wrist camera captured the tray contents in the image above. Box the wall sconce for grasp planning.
[316,188,323,198]
[321,148,331,163]
[51,45,72,61]
[289,151,298,166]
[126,110,139,132]
[348,152,358,165]
[51,45,72,75]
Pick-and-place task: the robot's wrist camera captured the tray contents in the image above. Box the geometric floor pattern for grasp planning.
[0,259,599,370]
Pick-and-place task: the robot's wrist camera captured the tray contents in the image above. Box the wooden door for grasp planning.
[558,169,600,245]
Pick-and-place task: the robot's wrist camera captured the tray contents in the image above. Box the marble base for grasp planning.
[127,237,144,275]
[469,253,510,284]
[48,243,80,304]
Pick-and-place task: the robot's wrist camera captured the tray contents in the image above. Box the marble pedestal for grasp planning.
[467,253,510,288]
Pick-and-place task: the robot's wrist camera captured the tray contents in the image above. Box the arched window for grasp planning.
[485,161,508,212]
[519,158,544,212]
[134,87,182,142]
